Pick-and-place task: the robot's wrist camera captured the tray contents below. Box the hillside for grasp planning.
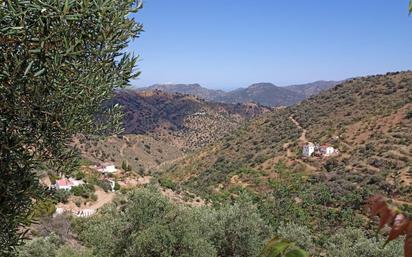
[77,90,270,172]
[74,134,183,175]
[285,80,341,97]
[138,83,226,101]
[215,82,304,106]
[138,81,340,107]
[162,71,412,232]
[110,90,271,151]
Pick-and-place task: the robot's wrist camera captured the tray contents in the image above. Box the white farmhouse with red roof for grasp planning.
[55,178,84,190]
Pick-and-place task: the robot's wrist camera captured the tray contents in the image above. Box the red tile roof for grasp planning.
[56,179,73,187]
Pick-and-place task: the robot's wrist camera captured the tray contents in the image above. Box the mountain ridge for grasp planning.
[136,80,341,106]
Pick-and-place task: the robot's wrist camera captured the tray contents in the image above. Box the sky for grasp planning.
[128,0,412,90]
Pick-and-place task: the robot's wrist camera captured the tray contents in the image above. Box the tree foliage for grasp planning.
[0,0,142,253]
[326,227,403,257]
[17,233,93,257]
[74,187,271,257]
[261,237,308,257]
[368,195,412,257]
[409,0,412,14]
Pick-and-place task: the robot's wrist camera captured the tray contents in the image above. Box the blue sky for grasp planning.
[128,0,412,90]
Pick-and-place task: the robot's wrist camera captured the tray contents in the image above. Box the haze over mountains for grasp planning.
[137,80,341,106]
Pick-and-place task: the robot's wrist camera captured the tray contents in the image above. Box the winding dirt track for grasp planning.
[282,116,317,172]
[289,116,308,145]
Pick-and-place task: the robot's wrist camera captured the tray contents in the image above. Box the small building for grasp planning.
[320,145,336,157]
[55,178,84,190]
[55,178,73,190]
[96,163,117,174]
[302,142,315,157]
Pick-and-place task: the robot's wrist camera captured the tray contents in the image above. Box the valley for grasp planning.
[71,71,411,222]
[6,2,412,257]
[28,71,412,257]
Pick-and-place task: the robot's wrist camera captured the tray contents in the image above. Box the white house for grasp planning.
[302,142,315,157]
[55,178,83,190]
[55,178,73,190]
[320,145,336,157]
[96,163,117,174]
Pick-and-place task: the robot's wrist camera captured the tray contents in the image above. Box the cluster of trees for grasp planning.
[18,188,404,257]
[74,188,272,257]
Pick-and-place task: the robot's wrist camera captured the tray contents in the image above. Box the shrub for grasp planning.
[31,199,57,218]
[71,184,94,199]
[325,228,403,257]
[276,223,315,255]
[159,178,177,190]
[53,190,71,204]
[114,182,121,191]
[74,171,85,181]
[17,234,60,257]
[97,180,112,193]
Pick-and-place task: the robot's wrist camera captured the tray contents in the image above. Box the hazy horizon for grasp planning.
[128,0,412,90]
[131,78,346,91]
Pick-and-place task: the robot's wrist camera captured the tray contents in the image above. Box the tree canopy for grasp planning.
[0,0,142,254]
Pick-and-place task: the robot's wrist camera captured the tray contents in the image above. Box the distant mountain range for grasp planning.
[136,80,341,106]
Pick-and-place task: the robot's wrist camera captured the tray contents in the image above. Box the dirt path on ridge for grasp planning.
[289,116,308,145]
[281,116,317,172]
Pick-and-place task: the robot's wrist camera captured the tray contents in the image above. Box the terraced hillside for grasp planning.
[162,71,412,232]
[112,90,271,150]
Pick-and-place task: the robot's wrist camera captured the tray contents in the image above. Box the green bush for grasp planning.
[158,177,177,190]
[71,184,95,199]
[325,228,403,257]
[97,180,112,192]
[17,234,60,257]
[17,233,94,257]
[114,182,121,191]
[276,223,315,255]
[74,171,85,181]
[53,190,71,204]
[31,199,57,218]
